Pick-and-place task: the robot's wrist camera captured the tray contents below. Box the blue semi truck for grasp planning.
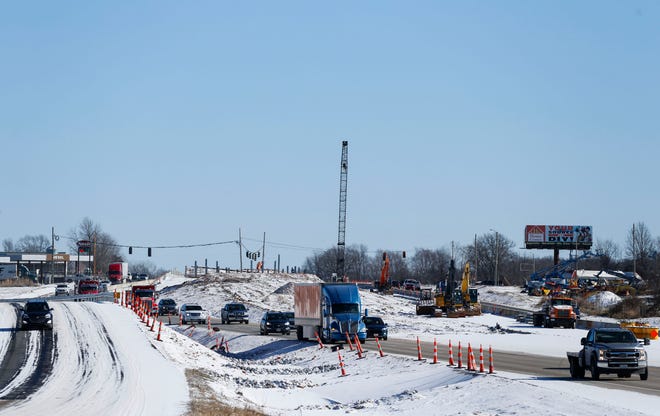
[294,283,366,343]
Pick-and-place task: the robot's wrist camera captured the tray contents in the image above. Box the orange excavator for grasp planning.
[373,252,391,292]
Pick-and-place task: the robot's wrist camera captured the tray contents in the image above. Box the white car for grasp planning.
[55,283,72,296]
[179,303,208,324]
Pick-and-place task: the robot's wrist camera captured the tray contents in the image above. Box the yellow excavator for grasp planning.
[416,261,480,317]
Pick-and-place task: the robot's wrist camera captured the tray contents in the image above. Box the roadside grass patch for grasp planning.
[185,368,264,416]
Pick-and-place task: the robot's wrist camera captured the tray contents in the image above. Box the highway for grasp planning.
[170,315,660,397]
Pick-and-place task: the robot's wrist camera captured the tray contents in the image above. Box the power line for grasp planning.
[61,235,237,249]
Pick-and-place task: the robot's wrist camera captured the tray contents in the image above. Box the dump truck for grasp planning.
[294,283,366,343]
[567,327,649,380]
[532,294,578,328]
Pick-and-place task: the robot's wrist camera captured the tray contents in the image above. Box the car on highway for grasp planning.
[21,299,54,330]
[221,302,249,324]
[259,311,291,335]
[179,303,207,324]
[362,315,388,340]
[158,298,178,316]
[403,279,420,291]
[55,283,73,296]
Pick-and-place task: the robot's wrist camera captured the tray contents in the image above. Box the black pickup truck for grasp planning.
[567,327,649,380]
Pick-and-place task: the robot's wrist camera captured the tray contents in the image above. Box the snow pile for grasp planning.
[585,291,622,309]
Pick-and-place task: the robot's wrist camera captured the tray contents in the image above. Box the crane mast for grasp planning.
[336,140,348,281]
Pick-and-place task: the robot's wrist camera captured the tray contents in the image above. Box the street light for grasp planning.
[490,229,499,286]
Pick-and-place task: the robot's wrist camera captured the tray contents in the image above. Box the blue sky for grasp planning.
[1,1,659,271]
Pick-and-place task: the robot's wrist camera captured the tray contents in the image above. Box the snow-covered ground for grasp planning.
[0,271,659,415]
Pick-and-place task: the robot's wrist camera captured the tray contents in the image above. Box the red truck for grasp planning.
[108,262,128,284]
[78,279,100,295]
[132,284,156,299]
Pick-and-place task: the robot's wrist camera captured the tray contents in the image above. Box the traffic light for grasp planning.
[402,250,406,258]
[148,247,152,257]
[128,246,133,255]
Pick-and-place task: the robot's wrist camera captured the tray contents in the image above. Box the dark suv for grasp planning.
[362,315,388,340]
[21,299,53,330]
[158,298,178,316]
[221,303,249,324]
[260,311,291,335]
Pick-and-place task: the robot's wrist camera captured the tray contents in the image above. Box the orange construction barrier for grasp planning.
[157,321,163,341]
[431,338,438,364]
[467,343,474,371]
[489,345,494,374]
[448,339,455,366]
[338,350,347,377]
[479,344,485,373]
[416,336,423,361]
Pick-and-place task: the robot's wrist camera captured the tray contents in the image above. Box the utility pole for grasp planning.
[494,231,499,286]
[50,226,55,284]
[239,228,243,272]
[474,233,478,284]
[632,223,636,280]
[262,232,266,272]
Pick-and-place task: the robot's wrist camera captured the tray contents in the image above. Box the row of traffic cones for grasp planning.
[333,336,494,377]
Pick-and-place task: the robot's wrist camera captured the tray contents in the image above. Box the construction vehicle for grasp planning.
[416,261,480,317]
[373,252,391,293]
[532,294,579,328]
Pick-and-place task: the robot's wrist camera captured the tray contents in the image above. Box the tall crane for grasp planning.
[336,140,348,281]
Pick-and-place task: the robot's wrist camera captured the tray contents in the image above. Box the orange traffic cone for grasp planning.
[354,334,364,359]
[431,338,438,364]
[375,335,385,358]
[448,339,455,366]
[345,331,354,351]
[416,336,423,361]
[338,351,347,377]
[457,341,463,368]
[467,343,474,371]
[314,331,324,349]
[150,313,156,332]
[157,321,163,341]
[489,345,494,374]
[479,344,485,373]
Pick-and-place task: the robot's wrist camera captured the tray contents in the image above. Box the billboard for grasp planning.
[525,225,593,250]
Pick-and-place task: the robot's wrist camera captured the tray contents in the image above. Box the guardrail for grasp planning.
[0,293,115,303]
[480,301,620,330]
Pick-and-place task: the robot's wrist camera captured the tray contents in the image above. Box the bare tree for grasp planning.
[626,222,656,279]
[2,238,15,251]
[16,235,51,252]
[594,239,620,269]
[70,217,123,277]
[409,248,451,284]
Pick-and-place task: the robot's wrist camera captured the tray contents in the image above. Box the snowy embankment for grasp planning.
[1,272,659,415]
[0,302,188,416]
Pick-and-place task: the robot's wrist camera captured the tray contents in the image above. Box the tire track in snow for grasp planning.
[0,303,56,401]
